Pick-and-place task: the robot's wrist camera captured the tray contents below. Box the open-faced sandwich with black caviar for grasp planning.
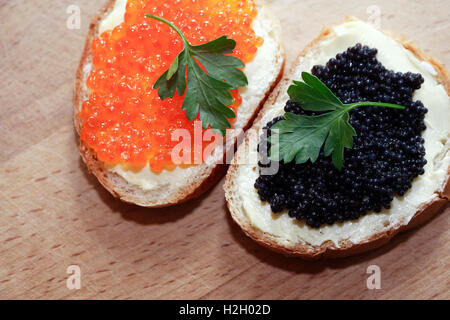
[224,18,450,259]
[74,0,284,207]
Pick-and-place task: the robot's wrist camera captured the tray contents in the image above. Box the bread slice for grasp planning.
[224,18,450,259]
[74,0,285,207]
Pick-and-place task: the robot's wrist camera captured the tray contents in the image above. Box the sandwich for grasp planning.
[224,18,449,259]
[74,0,284,207]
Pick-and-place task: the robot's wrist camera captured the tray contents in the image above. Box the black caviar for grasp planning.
[255,43,427,228]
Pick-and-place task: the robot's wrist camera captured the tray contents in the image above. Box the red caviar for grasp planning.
[80,0,263,172]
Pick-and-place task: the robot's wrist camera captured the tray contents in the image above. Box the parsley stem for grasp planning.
[146,15,189,47]
[347,102,405,110]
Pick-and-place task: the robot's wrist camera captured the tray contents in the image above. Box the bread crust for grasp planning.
[74,0,285,207]
[224,17,450,259]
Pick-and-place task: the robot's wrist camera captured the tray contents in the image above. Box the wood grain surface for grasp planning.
[0,0,448,300]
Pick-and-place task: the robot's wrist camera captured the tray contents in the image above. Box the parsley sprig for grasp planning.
[146,15,248,136]
[269,72,405,170]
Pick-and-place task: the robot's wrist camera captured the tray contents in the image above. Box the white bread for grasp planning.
[224,18,450,259]
[74,0,285,207]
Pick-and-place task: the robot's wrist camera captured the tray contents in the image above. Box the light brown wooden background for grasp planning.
[0,0,448,299]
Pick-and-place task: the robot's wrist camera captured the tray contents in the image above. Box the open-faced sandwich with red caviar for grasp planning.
[74,0,284,207]
[224,18,450,259]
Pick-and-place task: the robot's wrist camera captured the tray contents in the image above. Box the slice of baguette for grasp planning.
[224,18,450,259]
[74,0,285,207]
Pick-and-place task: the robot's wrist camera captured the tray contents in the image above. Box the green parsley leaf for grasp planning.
[147,15,248,136]
[287,72,343,112]
[269,72,405,170]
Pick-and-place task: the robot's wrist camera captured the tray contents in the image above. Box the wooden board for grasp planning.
[0,0,448,299]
